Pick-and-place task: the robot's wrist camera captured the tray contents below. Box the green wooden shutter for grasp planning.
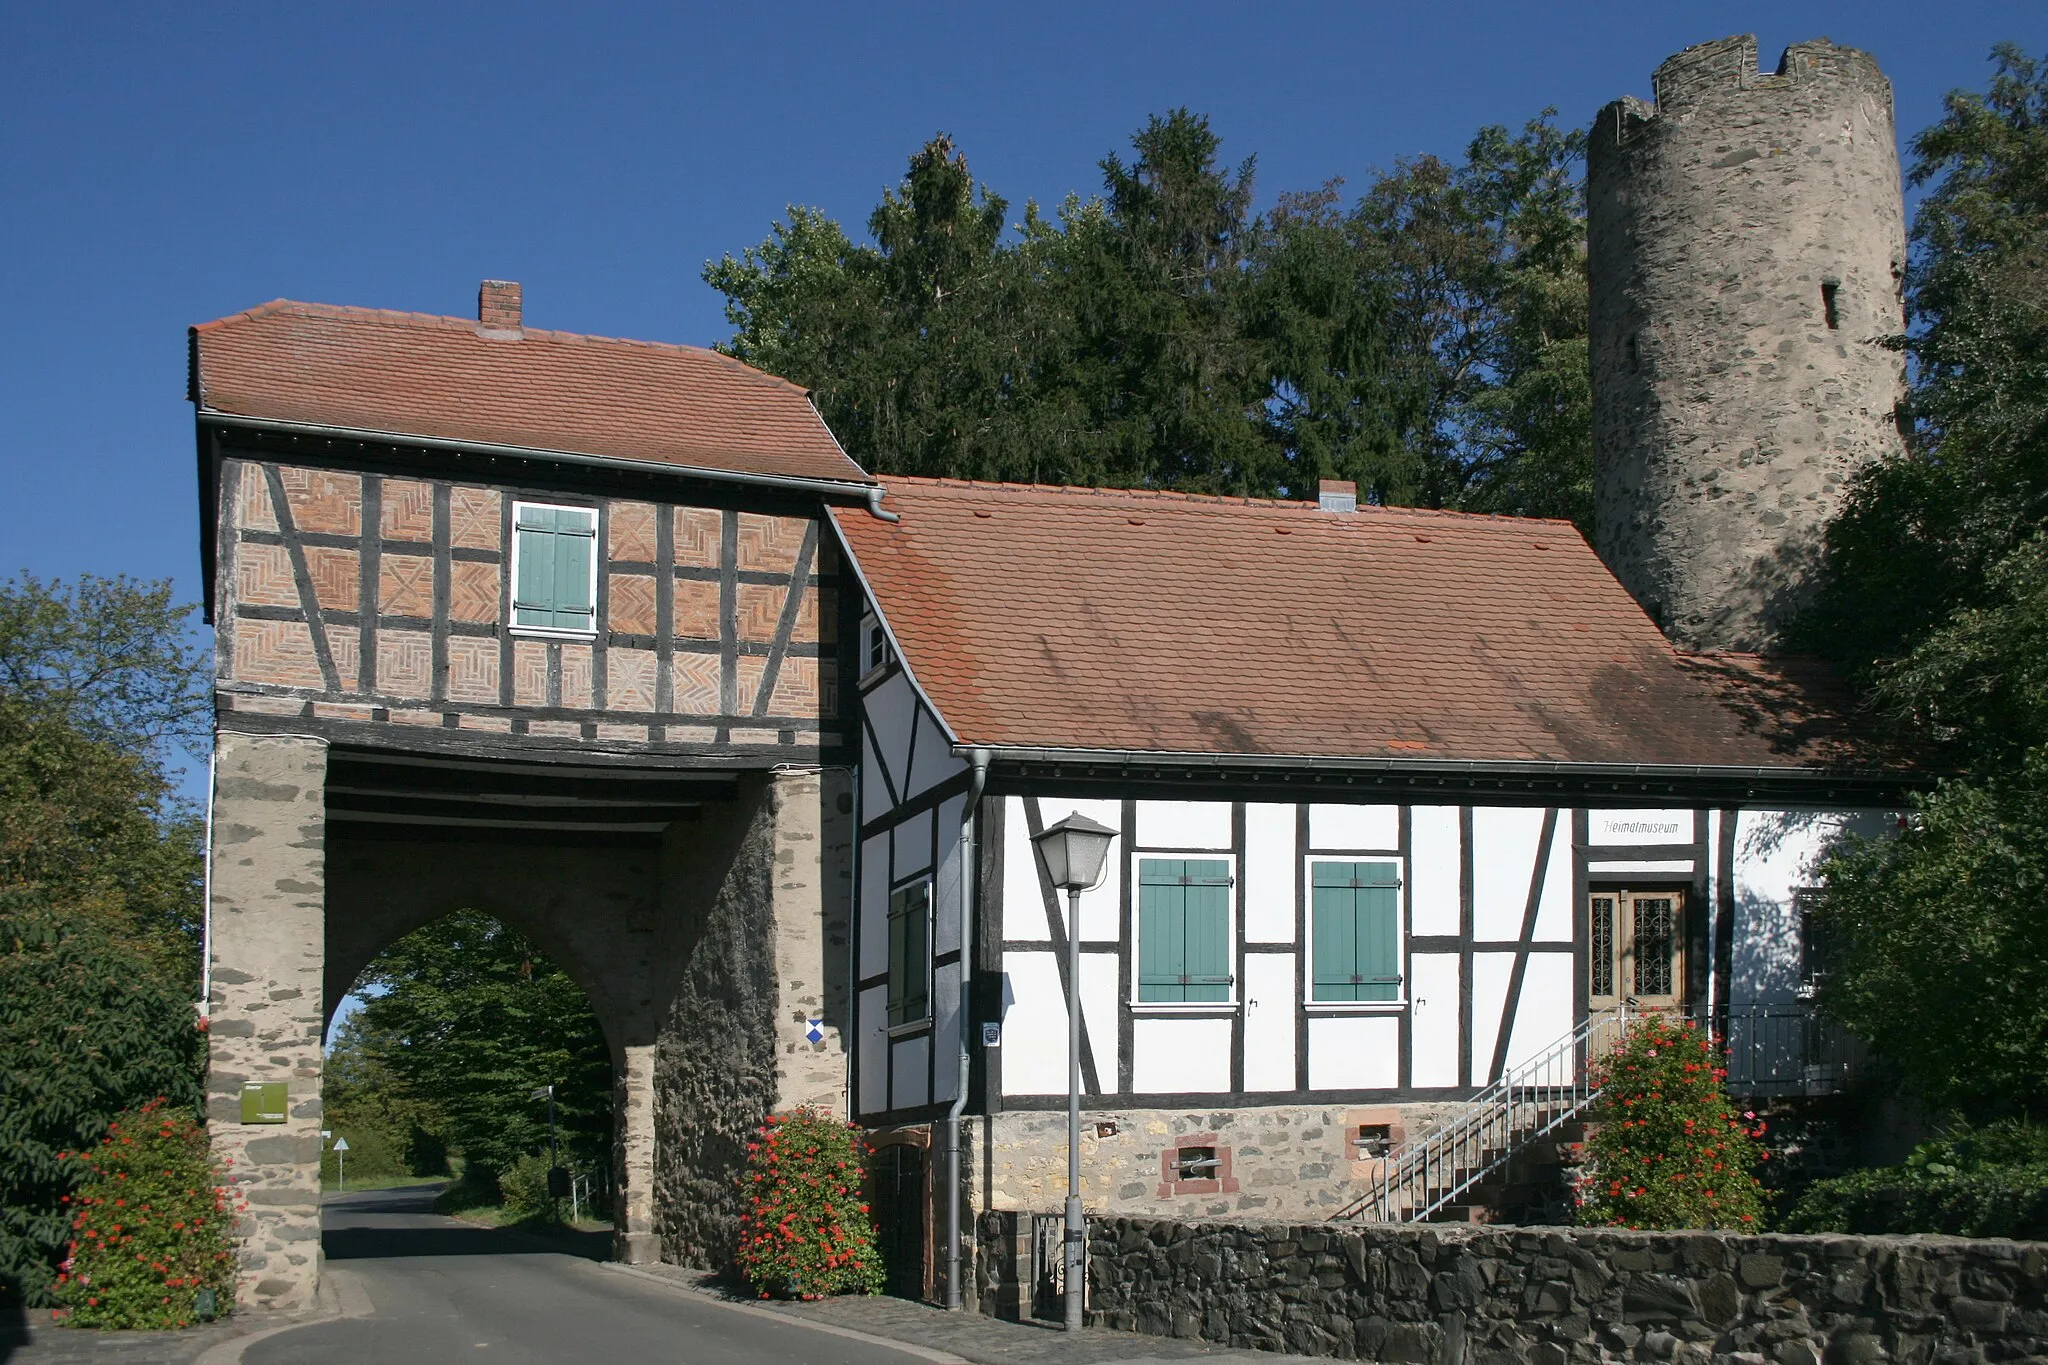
[1312,861,1401,1002]
[887,882,930,1026]
[1138,859,1232,1003]
[513,505,596,630]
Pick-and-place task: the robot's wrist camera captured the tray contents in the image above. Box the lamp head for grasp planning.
[1029,812,1119,892]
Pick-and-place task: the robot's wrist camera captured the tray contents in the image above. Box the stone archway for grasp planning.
[204,732,852,1311]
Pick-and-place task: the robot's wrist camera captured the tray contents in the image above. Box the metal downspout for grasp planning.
[945,749,992,1310]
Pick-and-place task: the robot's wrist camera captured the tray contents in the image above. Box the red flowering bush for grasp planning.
[1575,1013,1768,1230]
[734,1108,882,1299]
[53,1100,237,1329]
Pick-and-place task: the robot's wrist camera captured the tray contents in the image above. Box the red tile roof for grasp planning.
[191,299,873,487]
[834,478,1862,769]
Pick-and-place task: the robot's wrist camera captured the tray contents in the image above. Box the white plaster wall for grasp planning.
[1410,954,1460,1087]
[1307,1014,1400,1090]
[1004,797,1122,942]
[1410,806,1461,936]
[893,807,935,877]
[891,1033,930,1109]
[1133,1017,1232,1093]
[1533,822,1576,942]
[859,833,889,979]
[861,728,892,824]
[1134,800,1233,850]
[863,673,919,801]
[1000,951,1067,1095]
[1080,952,1120,1094]
[1242,803,1295,942]
[933,795,967,956]
[1503,952,1576,1073]
[1470,952,1516,1085]
[1473,807,1545,941]
[857,983,889,1115]
[904,706,966,798]
[1308,804,1399,851]
[1243,953,1297,1090]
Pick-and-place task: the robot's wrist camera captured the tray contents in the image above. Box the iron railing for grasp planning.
[1334,1006,1630,1223]
[1719,1001,1865,1097]
[1336,1001,1867,1224]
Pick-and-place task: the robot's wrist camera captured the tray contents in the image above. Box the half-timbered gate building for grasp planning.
[192,285,873,1310]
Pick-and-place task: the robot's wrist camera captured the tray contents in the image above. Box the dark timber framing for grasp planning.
[206,438,843,767]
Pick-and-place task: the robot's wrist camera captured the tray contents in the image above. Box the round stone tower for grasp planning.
[1588,35,1907,651]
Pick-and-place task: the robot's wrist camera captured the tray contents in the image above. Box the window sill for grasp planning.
[1305,1001,1407,1013]
[509,624,598,642]
[1129,1002,1240,1016]
[887,1019,932,1039]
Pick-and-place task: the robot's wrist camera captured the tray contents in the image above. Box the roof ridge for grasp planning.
[190,297,814,399]
[875,475,1583,528]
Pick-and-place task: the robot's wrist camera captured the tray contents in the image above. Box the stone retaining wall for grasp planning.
[1085,1217,2048,1362]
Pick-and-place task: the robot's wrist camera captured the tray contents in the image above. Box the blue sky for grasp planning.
[3,0,2035,676]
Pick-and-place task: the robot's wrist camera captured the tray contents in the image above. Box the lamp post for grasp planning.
[1028,812,1118,1334]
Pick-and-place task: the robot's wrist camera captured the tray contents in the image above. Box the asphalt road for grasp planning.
[246,1187,928,1365]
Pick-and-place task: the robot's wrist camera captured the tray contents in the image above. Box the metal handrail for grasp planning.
[1334,1003,1629,1223]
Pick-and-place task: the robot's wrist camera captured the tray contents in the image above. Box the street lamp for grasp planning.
[1028,812,1118,1334]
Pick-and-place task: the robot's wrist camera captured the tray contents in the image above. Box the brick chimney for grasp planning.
[478,280,522,336]
[1318,479,1358,513]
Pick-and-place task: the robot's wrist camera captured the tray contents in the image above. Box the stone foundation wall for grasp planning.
[1086,1217,2048,1362]
[977,1104,1458,1222]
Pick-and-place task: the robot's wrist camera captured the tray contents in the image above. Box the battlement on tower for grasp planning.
[1594,36,1893,145]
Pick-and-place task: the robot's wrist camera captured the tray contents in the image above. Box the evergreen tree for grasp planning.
[704,108,1589,510]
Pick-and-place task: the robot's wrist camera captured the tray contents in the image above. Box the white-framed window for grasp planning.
[886,878,933,1030]
[1307,857,1404,1007]
[510,501,599,636]
[1135,857,1235,1006]
[860,614,892,684]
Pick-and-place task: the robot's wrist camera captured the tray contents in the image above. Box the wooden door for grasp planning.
[1588,888,1686,1016]
[872,1143,926,1301]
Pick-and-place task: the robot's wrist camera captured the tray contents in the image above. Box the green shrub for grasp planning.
[0,906,204,1308]
[498,1153,562,1224]
[1575,1012,1768,1230]
[431,1166,500,1216]
[318,1126,406,1186]
[1784,1121,2048,1238]
[53,1100,236,1329]
[735,1108,882,1299]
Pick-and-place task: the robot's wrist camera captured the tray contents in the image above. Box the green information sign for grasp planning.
[240,1082,288,1124]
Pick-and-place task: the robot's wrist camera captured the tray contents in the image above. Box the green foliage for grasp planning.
[0,905,205,1308]
[1815,750,2048,1118]
[735,1109,882,1299]
[322,1010,450,1182]
[707,110,1588,519]
[1802,46,2048,726]
[0,575,210,1311]
[498,1152,563,1224]
[0,574,209,760]
[1784,1120,2048,1238]
[53,1101,235,1329]
[1789,48,2048,1129]
[0,701,204,981]
[347,911,611,1182]
[1575,1014,1767,1231]
[318,1126,406,1187]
